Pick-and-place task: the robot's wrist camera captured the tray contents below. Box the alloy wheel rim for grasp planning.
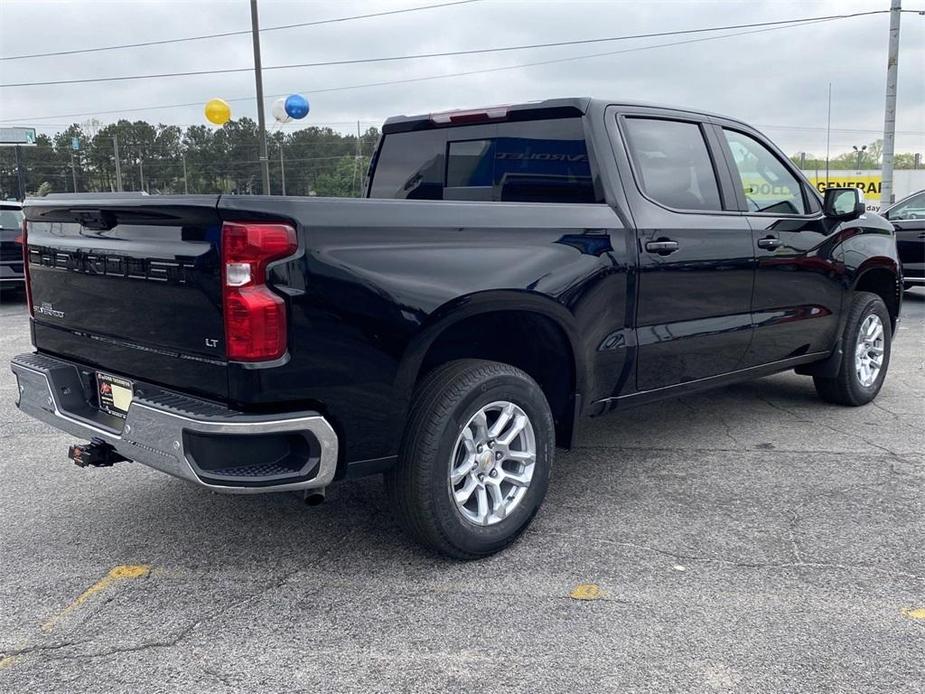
[855,314,884,387]
[448,401,536,527]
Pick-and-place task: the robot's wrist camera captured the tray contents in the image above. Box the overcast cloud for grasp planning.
[0,0,922,158]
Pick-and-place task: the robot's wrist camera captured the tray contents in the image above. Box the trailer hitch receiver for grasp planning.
[68,437,128,468]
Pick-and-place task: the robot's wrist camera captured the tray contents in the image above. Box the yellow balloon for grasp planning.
[204,98,231,125]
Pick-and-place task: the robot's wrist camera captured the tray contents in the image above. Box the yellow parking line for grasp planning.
[569,583,603,601]
[901,607,925,621]
[0,655,18,670]
[41,564,150,633]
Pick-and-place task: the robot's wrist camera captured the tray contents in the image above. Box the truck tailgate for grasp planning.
[23,195,229,401]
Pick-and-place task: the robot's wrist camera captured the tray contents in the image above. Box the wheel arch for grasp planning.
[395,291,586,448]
[852,258,901,332]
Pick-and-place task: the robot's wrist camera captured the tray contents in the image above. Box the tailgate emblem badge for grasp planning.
[205,338,218,348]
[36,302,65,319]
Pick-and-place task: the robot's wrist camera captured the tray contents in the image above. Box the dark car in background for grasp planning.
[883,189,925,290]
[0,201,26,290]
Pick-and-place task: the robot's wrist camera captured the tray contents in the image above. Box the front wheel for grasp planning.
[385,359,554,559]
[813,291,892,406]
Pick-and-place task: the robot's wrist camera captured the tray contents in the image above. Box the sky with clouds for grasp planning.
[0,0,923,158]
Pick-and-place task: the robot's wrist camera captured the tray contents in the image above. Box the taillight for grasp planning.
[19,218,33,315]
[221,222,297,362]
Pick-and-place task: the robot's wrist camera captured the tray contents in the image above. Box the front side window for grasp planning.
[723,129,805,214]
[623,117,722,211]
[886,192,925,221]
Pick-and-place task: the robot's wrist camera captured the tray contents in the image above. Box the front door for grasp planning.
[716,126,843,366]
[617,114,754,391]
[886,191,925,286]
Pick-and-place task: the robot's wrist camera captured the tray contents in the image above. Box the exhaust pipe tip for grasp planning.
[303,489,326,506]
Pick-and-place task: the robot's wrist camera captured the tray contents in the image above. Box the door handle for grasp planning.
[757,235,781,250]
[644,239,679,255]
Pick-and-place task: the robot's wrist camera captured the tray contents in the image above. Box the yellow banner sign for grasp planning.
[808,175,882,196]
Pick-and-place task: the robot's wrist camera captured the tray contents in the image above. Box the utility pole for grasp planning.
[139,155,145,192]
[880,0,902,208]
[14,145,25,200]
[112,135,123,192]
[279,146,286,196]
[182,153,189,194]
[70,152,78,192]
[352,120,362,197]
[250,0,271,195]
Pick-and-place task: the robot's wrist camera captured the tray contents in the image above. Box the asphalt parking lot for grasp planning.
[0,287,922,693]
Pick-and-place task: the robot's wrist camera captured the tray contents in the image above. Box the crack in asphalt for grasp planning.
[7,523,358,668]
[571,444,924,467]
[564,534,924,582]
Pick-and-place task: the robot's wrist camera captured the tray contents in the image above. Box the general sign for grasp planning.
[807,175,883,213]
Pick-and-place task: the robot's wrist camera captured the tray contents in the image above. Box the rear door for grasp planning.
[714,125,843,366]
[23,195,229,400]
[612,108,754,391]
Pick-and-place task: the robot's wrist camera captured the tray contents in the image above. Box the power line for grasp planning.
[3,12,922,134]
[0,10,893,89]
[0,0,485,62]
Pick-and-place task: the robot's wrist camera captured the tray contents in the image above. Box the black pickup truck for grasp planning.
[12,98,901,558]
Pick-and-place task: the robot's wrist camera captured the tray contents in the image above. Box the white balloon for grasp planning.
[271,97,291,124]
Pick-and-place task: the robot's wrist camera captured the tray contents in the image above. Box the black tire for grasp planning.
[813,291,892,406]
[385,359,554,559]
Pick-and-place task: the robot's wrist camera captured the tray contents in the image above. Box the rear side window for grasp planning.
[369,118,602,203]
[623,117,722,211]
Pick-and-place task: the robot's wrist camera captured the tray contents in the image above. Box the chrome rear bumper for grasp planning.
[11,352,338,494]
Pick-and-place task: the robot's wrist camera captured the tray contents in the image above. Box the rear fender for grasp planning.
[393,289,586,419]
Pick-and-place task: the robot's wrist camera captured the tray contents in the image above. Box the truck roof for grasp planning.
[381,97,750,134]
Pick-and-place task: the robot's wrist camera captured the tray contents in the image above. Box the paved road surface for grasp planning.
[1,287,922,693]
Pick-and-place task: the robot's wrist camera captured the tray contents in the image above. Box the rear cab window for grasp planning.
[368,116,603,204]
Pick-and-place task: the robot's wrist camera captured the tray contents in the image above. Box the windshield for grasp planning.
[0,208,23,230]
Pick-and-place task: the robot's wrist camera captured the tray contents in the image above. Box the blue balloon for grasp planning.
[284,94,310,120]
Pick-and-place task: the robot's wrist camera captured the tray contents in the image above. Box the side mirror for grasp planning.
[823,187,865,220]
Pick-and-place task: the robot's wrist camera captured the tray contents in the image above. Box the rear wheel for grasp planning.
[813,291,891,406]
[385,359,554,559]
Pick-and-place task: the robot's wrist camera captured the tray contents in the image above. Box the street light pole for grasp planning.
[70,151,78,193]
[250,0,271,195]
[853,145,867,172]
